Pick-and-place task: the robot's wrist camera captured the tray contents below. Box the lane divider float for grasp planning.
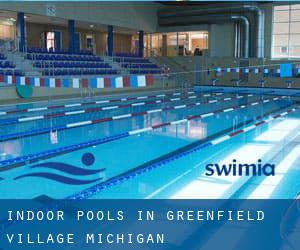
[0,92,249,126]
[0,96,287,171]
[0,93,258,141]
[0,89,199,116]
[0,91,227,126]
[67,102,299,200]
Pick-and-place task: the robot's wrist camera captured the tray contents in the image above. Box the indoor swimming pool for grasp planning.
[0,87,299,200]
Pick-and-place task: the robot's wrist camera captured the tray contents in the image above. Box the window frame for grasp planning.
[272,4,300,59]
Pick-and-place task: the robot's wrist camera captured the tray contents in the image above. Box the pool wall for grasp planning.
[0,77,177,103]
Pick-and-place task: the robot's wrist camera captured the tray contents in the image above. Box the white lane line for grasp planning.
[28,107,48,112]
[147,109,162,114]
[66,120,92,128]
[137,96,147,100]
[112,114,132,120]
[174,105,186,109]
[211,135,231,145]
[65,110,85,115]
[171,119,188,125]
[95,100,110,104]
[200,113,214,118]
[223,108,234,112]
[132,102,145,106]
[129,127,153,135]
[18,116,44,122]
[65,103,81,108]
[102,106,118,110]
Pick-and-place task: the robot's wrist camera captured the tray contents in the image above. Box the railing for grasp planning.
[0,45,23,76]
[108,55,166,76]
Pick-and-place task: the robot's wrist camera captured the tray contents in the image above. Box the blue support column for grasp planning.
[68,20,75,53]
[17,12,26,52]
[139,30,144,57]
[107,25,113,56]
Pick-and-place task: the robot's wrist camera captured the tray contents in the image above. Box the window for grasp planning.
[150,33,163,56]
[149,31,208,57]
[272,4,300,58]
[46,32,55,50]
[86,34,95,53]
[0,24,14,40]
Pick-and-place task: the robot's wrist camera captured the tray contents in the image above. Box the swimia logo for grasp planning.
[13,153,106,186]
[205,159,275,176]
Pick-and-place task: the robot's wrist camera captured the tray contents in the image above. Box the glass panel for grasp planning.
[273,34,289,46]
[190,32,208,50]
[273,22,290,34]
[46,32,55,50]
[291,10,300,21]
[272,4,300,57]
[291,4,300,10]
[166,32,177,56]
[289,46,300,57]
[274,5,290,11]
[273,10,290,22]
[290,22,300,33]
[167,33,177,46]
[159,31,209,56]
[151,34,162,56]
[290,34,300,46]
[178,32,189,49]
[272,46,289,58]
[0,24,14,40]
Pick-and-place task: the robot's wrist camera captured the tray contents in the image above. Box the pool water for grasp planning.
[0,87,299,199]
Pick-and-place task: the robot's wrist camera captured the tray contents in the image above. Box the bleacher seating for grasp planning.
[0,53,23,76]
[0,53,15,69]
[0,69,23,76]
[27,53,103,62]
[0,60,15,68]
[121,63,158,69]
[27,47,93,55]
[113,53,163,75]
[114,52,140,57]
[43,69,117,76]
[27,48,117,76]
[33,61,111,69]
[114,57,152,64]
[129,69,162,74]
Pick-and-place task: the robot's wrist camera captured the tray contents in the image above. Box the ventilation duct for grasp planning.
[231,15,250,58]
